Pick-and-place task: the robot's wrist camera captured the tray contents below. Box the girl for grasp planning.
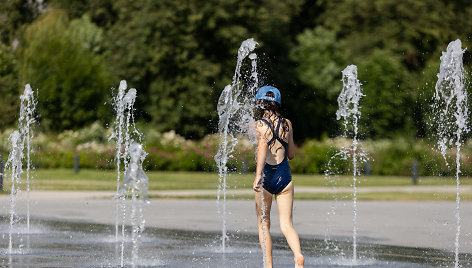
[253,86,304,268]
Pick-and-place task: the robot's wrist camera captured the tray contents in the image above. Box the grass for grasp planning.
[1,169,471,201]
[28,169,225,191]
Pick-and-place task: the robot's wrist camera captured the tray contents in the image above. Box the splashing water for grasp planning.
[18,84,37,232]
[109,80,142,267]
[431,39,468,268]
[114,141,149,267]
[6,131,23,254]
[214,38,258,253]
[110,80,127,241]
[336,65,365,263]
[5,85,37,254]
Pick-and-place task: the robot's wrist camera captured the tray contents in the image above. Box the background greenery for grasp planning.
[2,0,472,142]
[3,1,472,180]
[1,124,470,177]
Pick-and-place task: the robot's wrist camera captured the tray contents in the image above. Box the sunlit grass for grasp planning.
[1,169,471,202]
[30,169,472,190]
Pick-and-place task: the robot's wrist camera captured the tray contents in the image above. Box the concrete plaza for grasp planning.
[1,190,471,254]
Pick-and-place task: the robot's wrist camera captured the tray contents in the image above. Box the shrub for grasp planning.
[2,124,472,176]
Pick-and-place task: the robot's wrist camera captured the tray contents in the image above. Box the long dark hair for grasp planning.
[255,92,289,151]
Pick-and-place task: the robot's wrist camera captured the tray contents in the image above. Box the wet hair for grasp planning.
[256,92,289,152]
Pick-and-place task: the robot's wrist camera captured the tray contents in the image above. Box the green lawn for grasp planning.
[29,169,225,191]
[12,168,472,191]
[1,169,471,201]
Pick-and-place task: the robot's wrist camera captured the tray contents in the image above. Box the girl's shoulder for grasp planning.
[282,118,292,129]
[255,118,267,126]
[255,119,269,132]
[256,117,291,128]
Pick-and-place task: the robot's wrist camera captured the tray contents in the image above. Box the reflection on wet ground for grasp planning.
[0,218,471,267]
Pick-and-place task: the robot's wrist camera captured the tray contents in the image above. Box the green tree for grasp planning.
[320,0,455,70]
[103,0,219,138]
[0,0,43,45]
[34,0,305,138]
[0,43,20,129]
[291,27,346,98]
[102,0,304,138]
[289,26,347,139]
[355,49,414,138]
[290,0,472,139]
[9,0,470,141]
[19,9,113,131]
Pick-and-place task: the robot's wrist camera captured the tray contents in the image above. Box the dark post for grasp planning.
[0,155,3,191]
[412,159,418,185]
[364,160,371,176]
[242,156,248,174]
[74,153,80,174]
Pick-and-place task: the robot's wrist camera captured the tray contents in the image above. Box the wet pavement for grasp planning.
[1,219,470,267]
[1,191,472,267]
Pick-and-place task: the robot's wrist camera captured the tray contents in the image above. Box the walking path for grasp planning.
[1,189,472,254]
[17,185,466,198]
[146,185,472,197]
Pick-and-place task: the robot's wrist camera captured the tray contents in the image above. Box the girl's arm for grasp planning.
[253,122,268,192]
[286,119,295,160]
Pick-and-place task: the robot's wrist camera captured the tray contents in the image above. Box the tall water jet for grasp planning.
[114,141,149,267]
[18,84,37,231]
[110,80,127,240]
[110,80,140,241]
[336,65,364,263]
[214,38,258,253]
[109,81,142,267]
[6,131,23,254]
[431,39,468,268]
[5,84,37,253]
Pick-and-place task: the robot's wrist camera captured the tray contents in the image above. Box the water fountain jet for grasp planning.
[214,38,259,253]
[5,84,37,254]
[431,39,468,268]
[114,141,149,267]
[336,65,365,263]
[18,84,37,232]
[6,131,23,254]
[109,80,143,267]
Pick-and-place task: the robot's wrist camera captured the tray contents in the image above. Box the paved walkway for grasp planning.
[1,190,472,254]
[21,185,467,198]
[146,185,472,197]
[2,185,468,198]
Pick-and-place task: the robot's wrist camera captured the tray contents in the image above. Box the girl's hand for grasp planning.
[253,175,262,192]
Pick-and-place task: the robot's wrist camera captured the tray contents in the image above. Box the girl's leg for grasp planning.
[275,181,304,268]
[255,189,273,268]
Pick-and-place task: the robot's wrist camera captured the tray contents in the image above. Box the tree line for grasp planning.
[1,0,471,142]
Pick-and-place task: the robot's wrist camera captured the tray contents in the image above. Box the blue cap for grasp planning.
[255,86,281,104]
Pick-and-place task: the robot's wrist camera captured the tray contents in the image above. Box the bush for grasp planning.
[2,124,472,176]
[292,136,465,176]
[362,138,455,176]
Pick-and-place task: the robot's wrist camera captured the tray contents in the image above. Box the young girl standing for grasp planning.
[253,86,304,268]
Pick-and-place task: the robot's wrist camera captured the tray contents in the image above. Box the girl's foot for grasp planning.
[295,255,304,268]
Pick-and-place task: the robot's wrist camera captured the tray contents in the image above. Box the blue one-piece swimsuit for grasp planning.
[260,118,292,195]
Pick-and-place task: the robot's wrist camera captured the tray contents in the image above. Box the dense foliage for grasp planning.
[0,124,466,177]
[1,0,472,142]
[19,9,112,130]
